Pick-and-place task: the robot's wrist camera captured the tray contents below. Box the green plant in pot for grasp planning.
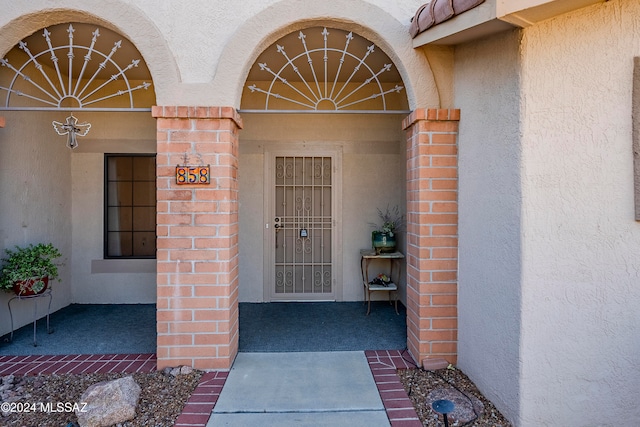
[0,243,62,296]
[370,205,405,254]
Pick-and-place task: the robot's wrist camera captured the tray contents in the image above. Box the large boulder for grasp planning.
[76,376,141,427]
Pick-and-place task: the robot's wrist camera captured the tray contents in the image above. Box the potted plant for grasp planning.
[0,243,62,296]
[370,205,405,254]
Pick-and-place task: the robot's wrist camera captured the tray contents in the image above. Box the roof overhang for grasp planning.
[412,0,606,46]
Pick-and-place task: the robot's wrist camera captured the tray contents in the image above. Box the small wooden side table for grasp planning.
[360,249,404,315]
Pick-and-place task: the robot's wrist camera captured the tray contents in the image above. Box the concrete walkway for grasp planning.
[207,351,391,427]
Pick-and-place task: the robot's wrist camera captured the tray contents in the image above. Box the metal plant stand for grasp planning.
[360,249,404,315]
[7,289,54,346]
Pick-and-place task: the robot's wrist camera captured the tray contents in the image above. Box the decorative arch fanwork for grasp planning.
[0,22,154,111]
[242,27,409,114]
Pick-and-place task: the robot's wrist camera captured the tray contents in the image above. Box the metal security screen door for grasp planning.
[267,154,339,300]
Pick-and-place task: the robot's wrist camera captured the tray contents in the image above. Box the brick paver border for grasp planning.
[366,350,423,427]
[173,370,228,427]
[0,353,156,376]
[0,350,421,427]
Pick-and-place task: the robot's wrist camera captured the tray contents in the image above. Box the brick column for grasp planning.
[403,108,459,366]
[152,106,242,370]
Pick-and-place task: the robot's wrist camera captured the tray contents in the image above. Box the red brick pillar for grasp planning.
[403,108,459,366]
[152,106,242,370]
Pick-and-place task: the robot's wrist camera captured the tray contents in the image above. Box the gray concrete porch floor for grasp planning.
[208,351,391,427]
[0,304,157,355]
[1,301,406,355]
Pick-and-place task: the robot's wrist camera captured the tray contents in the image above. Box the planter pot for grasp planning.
[372,231,396,254]
[12,277,49,296]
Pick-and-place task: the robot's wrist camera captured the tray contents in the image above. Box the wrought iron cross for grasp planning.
[52,115,91,149]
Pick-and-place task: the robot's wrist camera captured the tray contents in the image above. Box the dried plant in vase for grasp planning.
[370,205,405,254]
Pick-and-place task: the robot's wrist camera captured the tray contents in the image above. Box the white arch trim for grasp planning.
[213,0,440,110]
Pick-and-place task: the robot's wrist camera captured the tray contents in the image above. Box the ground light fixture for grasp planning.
[432,398,455,427]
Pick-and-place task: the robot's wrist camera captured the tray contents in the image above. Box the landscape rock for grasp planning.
[76,376,141,427]
[0,375,27,408]
[168,365,193,377]
[422,357,450,371]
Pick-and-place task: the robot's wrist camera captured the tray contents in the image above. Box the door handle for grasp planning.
[274,217,281,249]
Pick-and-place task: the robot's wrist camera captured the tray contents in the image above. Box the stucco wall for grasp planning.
[0,112,73,336]
[69,111,157,304]
[0,110,156,335]
[239,113,407,302]
[456,0,640,425]
[518,0,640,424]
[454,29,523,423]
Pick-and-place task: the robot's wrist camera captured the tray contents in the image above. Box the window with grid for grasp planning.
[105,155,156,258]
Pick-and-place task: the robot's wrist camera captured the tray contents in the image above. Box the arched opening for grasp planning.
[237,26,409,351]
[0,22,157,355]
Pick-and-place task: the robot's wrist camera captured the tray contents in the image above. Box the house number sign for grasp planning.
[176,165,211,185]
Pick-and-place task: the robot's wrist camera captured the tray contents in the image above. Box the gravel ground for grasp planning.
[398,367,512,426]
[2,364,510,427]
[1,369,202,427]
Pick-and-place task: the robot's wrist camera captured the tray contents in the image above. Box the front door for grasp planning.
[265,150,341,301]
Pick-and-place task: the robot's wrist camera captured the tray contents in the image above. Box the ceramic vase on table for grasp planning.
[372,231,396,254]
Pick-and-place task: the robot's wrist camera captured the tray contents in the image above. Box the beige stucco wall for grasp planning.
[519,0,640,424]
[0,112,73,336]
[454,29,523,423]
[456,0,640,425]
[70,112,157,304]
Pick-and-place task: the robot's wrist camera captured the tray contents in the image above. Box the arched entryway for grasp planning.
[238,26,409,304]
[0,20,158,345]
[152,2,459,370]
[233,25,410,353]
[236,24,460,367]
[153,23,459,371]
